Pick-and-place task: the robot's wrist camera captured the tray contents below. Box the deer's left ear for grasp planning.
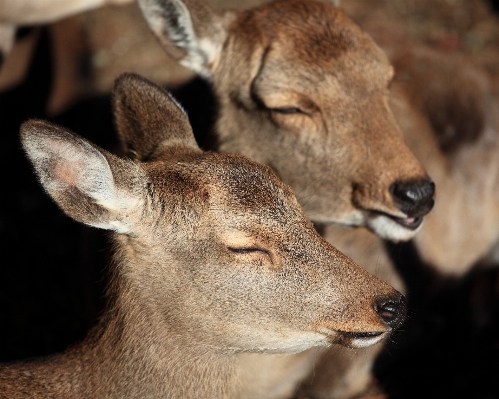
[21,119,146,233]
[113,73,199,161]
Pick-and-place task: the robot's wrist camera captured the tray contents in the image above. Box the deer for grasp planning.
[0,0,133,67]
[0,73,406,398]
[387,45,499,277]
[135,0,434,397]
[338,0,499,278]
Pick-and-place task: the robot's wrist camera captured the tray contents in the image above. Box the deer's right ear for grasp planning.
[21,120,146,234]
[113,73,199,161]
[137,0,230,78]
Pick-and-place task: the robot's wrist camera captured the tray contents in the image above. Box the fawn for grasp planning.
[0,73,405,398]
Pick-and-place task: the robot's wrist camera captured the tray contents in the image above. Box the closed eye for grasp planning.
[228,246,273,260]
[270,107,303,115]
[250,92,308,116]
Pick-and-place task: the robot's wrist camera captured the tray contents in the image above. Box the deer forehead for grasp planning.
[239,0,354,38]
[256,45,392,95]
[226,6,393,107]
[144,153,299,220]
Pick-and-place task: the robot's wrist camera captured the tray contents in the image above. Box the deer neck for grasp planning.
[84,240,240,399]
[0,240,239,399]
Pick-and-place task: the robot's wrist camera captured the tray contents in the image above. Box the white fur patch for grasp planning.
[252,330,329,354]
[367,214,423,242]
[316,327,387,349]
[349,333,386,349]
[309,209,420,242]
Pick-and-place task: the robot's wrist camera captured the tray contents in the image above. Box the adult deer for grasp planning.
[340,0,499,277]
[0,73,405,398]
[0,0,132,66]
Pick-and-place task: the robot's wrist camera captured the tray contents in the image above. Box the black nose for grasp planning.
[374,293,407,330]
[390,179,435,218]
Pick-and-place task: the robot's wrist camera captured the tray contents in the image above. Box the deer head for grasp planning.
[137,0,435,242]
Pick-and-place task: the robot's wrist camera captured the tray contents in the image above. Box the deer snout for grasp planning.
[390,179,435,222]
[373,292,407,330]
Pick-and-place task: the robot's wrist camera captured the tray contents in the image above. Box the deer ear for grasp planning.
[137,0,229,78]
[21,120,146,233]
[113,73,199,161]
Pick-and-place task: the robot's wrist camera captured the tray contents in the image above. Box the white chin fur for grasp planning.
[366,214,422,242]
[241,330,328,355]
[350,333,386,349]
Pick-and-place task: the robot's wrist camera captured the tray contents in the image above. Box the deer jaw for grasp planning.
[138,0,435,242]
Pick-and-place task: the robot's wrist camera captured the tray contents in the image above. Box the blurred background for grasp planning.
[1,0,499,398]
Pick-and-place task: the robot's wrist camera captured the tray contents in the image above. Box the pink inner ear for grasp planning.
[51,156,85,186]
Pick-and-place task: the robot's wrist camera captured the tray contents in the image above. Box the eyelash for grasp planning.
[270,107,303,115]
[228,247,272,258]
[250,92,305,116]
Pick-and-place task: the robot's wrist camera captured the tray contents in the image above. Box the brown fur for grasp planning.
[137,0,499,396]
[0,74,404,398]
[339,0,499,276]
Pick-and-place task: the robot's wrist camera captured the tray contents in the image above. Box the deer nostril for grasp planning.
[374,293,407,330]
[390,179,435,218]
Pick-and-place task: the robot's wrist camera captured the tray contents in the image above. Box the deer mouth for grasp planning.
[387,215,423,230]
[364,210,425,242]
[319,328,387,349]
[337,331,386,348]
